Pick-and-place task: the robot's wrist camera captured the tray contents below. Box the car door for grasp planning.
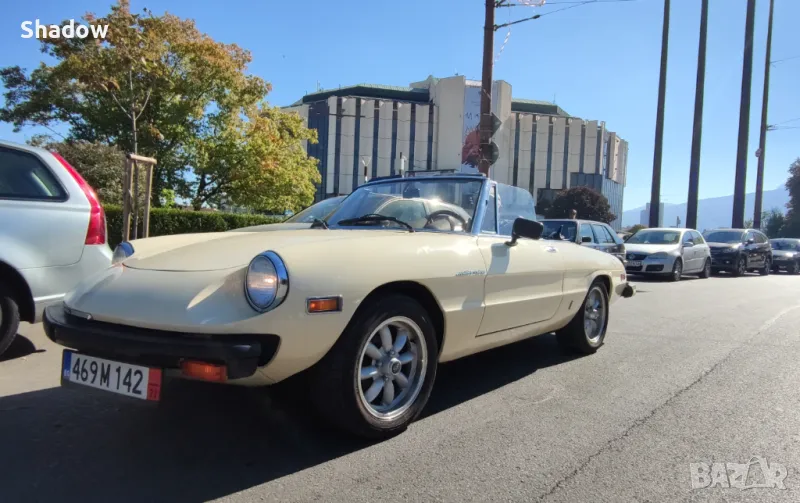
[744,230,760,267]
[579,222,597,249]
[754,231,770,266]
[590,223,612,255]
[598,224,625,262]
[476,235,564,335]
[691,231,709,268]
[680,231,699,272]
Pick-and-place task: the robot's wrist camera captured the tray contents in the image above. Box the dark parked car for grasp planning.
[541,219,626,263]
[770,238,800,274]
[704,228,771,276]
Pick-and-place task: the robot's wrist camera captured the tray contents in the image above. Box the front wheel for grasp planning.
[310,294,438,439]
[0,286,21,357]
[732,257,747,277]
[699,258,711,279]
[556,281,609,354]
[668,259,683,282]
[792,262,800,275]
[760,257,771,276]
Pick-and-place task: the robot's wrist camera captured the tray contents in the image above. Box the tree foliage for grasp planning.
[626,224,647,234]
[0,0,318,211]
[762,208,785,238]
[782,159,800,238]
[545,186,616,223]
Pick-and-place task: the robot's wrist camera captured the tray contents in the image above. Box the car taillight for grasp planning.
[51,152,107,245]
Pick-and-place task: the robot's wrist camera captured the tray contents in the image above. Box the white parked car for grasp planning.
[623,227,711,281]
[45,173,634,438]
[0,139,112,355]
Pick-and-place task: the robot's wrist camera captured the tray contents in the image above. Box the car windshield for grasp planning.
[325,178,484,233]
[285,196,344,223]
[704,230,744,244]
[771,239,800,251]
[625,229,681,245]
[542,221,577,241]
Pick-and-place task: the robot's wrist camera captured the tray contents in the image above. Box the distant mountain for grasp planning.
[622,187,790,232]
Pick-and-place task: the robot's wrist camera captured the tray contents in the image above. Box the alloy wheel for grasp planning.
[356,316,428,421]
[583,287,607,344]
[737,258,746,276]
[672,260,683,281]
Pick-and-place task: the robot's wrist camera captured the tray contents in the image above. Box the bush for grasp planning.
[104,205,283,248]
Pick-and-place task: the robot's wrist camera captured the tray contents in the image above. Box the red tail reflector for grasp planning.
[51,152,107,245]
[181,361,228,383]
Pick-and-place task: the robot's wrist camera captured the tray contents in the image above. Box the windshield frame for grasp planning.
[285,195,345,223]
[325,175,491,235]
[703,230,746,244]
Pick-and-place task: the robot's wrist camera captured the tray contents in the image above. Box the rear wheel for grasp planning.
[732,257,747,277]
[698,258,711,279]
[0,286,20,357]
[310,294,438,439]
[556,281,609,355]
[792,262,800,275]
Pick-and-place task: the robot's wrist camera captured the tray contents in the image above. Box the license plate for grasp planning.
[628,260,642,267]
[61,350,162,401]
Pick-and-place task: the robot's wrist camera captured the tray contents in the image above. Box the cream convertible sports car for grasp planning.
[44,173,635,438]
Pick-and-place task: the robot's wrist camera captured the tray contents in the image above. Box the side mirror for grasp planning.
[683,241,694,247]
[505,218,544,246]
[582,236,592,243]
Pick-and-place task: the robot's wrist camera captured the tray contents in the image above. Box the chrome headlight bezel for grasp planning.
[112,241,135,265]
[244,251,289,313]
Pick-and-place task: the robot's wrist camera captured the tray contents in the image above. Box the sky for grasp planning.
[1,0,798,211]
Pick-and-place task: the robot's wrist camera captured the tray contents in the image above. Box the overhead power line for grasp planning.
[771,55,800,65]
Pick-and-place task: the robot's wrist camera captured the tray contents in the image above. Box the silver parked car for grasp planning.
[623,228,711,281]
[0,139,112,355]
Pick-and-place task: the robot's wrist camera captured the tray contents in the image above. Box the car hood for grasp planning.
[772,250,797,258]
[622,243,679,255]
[121,229,404,272]
[706,242,741,250]
[230,222,311,232]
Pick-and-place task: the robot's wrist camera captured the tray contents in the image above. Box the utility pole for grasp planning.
[649,0,670,228]
[754,0,775,230]
[732,0,757,228]
[479,0,496,176]
[686,0,709,230]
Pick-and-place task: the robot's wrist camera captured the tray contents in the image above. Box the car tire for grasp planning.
[792,262,800,275]
[309,294,439,439]
[0,286,21,357]
[556,280,609,355]
[760,257,771,276]
[732,257,747,277]
[698,258,711,279]
[668,259,683,282]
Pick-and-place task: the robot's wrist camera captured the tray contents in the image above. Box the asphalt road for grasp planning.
[2,272,799,502]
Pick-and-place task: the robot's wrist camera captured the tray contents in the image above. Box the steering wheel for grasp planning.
[425,209,468,231]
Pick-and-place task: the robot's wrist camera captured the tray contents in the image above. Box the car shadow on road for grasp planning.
[0,333,580,502]
[0,335,44,362]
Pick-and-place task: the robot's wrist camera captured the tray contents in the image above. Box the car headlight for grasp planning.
[722,247,737,254]
[112,241,134,265]
[245,251,289,312]
[650,252,670,259]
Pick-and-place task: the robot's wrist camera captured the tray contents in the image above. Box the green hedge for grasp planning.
[104,205,283,248]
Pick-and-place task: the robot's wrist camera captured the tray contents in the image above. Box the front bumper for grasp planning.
[710,252,740,269]
[43,305,280,381]
[625,255,678,275]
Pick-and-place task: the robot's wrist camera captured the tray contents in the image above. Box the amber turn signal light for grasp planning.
[307,297,342,313]
[180,360,227,382]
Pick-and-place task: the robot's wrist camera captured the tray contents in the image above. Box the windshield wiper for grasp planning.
[310,217,329,229]
[337,214,415,232]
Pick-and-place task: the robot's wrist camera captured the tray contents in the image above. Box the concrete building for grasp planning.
[640,202,665,227]
[285,75,629,229]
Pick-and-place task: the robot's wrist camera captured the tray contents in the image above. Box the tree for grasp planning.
[545,186,616,223]
[762,208,785,238]
[782,158,800,238]
[626,224,647,234]
[744,218,754,229]
[30,136,125,205]
[0,1,317,210]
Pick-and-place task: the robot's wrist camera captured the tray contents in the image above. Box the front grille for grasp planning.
[627,253,647,261]
[626,265,643,272]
